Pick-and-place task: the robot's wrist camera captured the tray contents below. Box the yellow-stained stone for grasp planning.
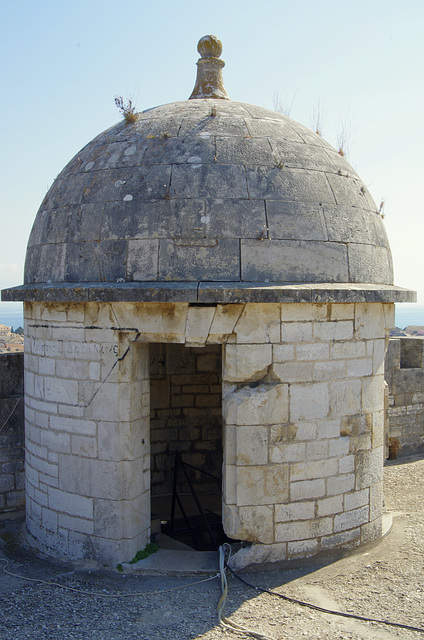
[233,304,280,344]
[236,464,289,506]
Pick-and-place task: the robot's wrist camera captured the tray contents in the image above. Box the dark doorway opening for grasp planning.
[149,343,223,550]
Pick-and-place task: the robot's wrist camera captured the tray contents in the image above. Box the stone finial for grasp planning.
[189,35,229,100]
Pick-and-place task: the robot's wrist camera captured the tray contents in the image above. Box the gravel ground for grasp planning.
[1,455,423,640]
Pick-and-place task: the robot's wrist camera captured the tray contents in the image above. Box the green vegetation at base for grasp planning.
[116,543,159,571]
[129,542,159,564]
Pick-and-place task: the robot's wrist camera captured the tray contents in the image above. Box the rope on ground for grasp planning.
[218,544,276,640]
[0,557,219,597]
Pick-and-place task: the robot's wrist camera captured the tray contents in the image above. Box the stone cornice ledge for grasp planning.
[1,282,416,304]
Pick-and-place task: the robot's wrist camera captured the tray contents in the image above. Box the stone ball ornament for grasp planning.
[197,34,223,58]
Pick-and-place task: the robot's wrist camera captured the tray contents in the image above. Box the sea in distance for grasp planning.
[1,301,424,333]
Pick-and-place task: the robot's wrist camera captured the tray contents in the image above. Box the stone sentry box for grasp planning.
[2,35,414,567]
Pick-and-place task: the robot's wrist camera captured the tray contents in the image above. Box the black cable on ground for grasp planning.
[226,564,424,634]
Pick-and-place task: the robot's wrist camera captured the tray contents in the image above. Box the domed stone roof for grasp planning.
[5,36,413,305]
[25,97,392,287]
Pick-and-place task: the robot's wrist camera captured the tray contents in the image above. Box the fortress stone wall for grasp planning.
[0,353,25,513]
[385,337,424,456]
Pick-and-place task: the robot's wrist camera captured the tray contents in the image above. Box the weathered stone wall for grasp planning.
[222,302,392,567]
[22,300,393,567]
[0,353,25,513]
[150,343,222,495]
[23,303,151,564]
[385,338,424,456]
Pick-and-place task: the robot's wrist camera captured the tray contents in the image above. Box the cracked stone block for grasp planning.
[185,306,215,346]
[207,304,244,341]
[223,503,274,543]
[233,303,280,343]
[223,344,272,383]
[229,542,288,570]
[223,382,289,426]
[136,303,189,343]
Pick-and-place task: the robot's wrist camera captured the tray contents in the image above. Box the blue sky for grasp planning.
[1,0,423,302]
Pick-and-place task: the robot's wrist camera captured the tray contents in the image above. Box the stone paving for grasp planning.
[0,455,423,639]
